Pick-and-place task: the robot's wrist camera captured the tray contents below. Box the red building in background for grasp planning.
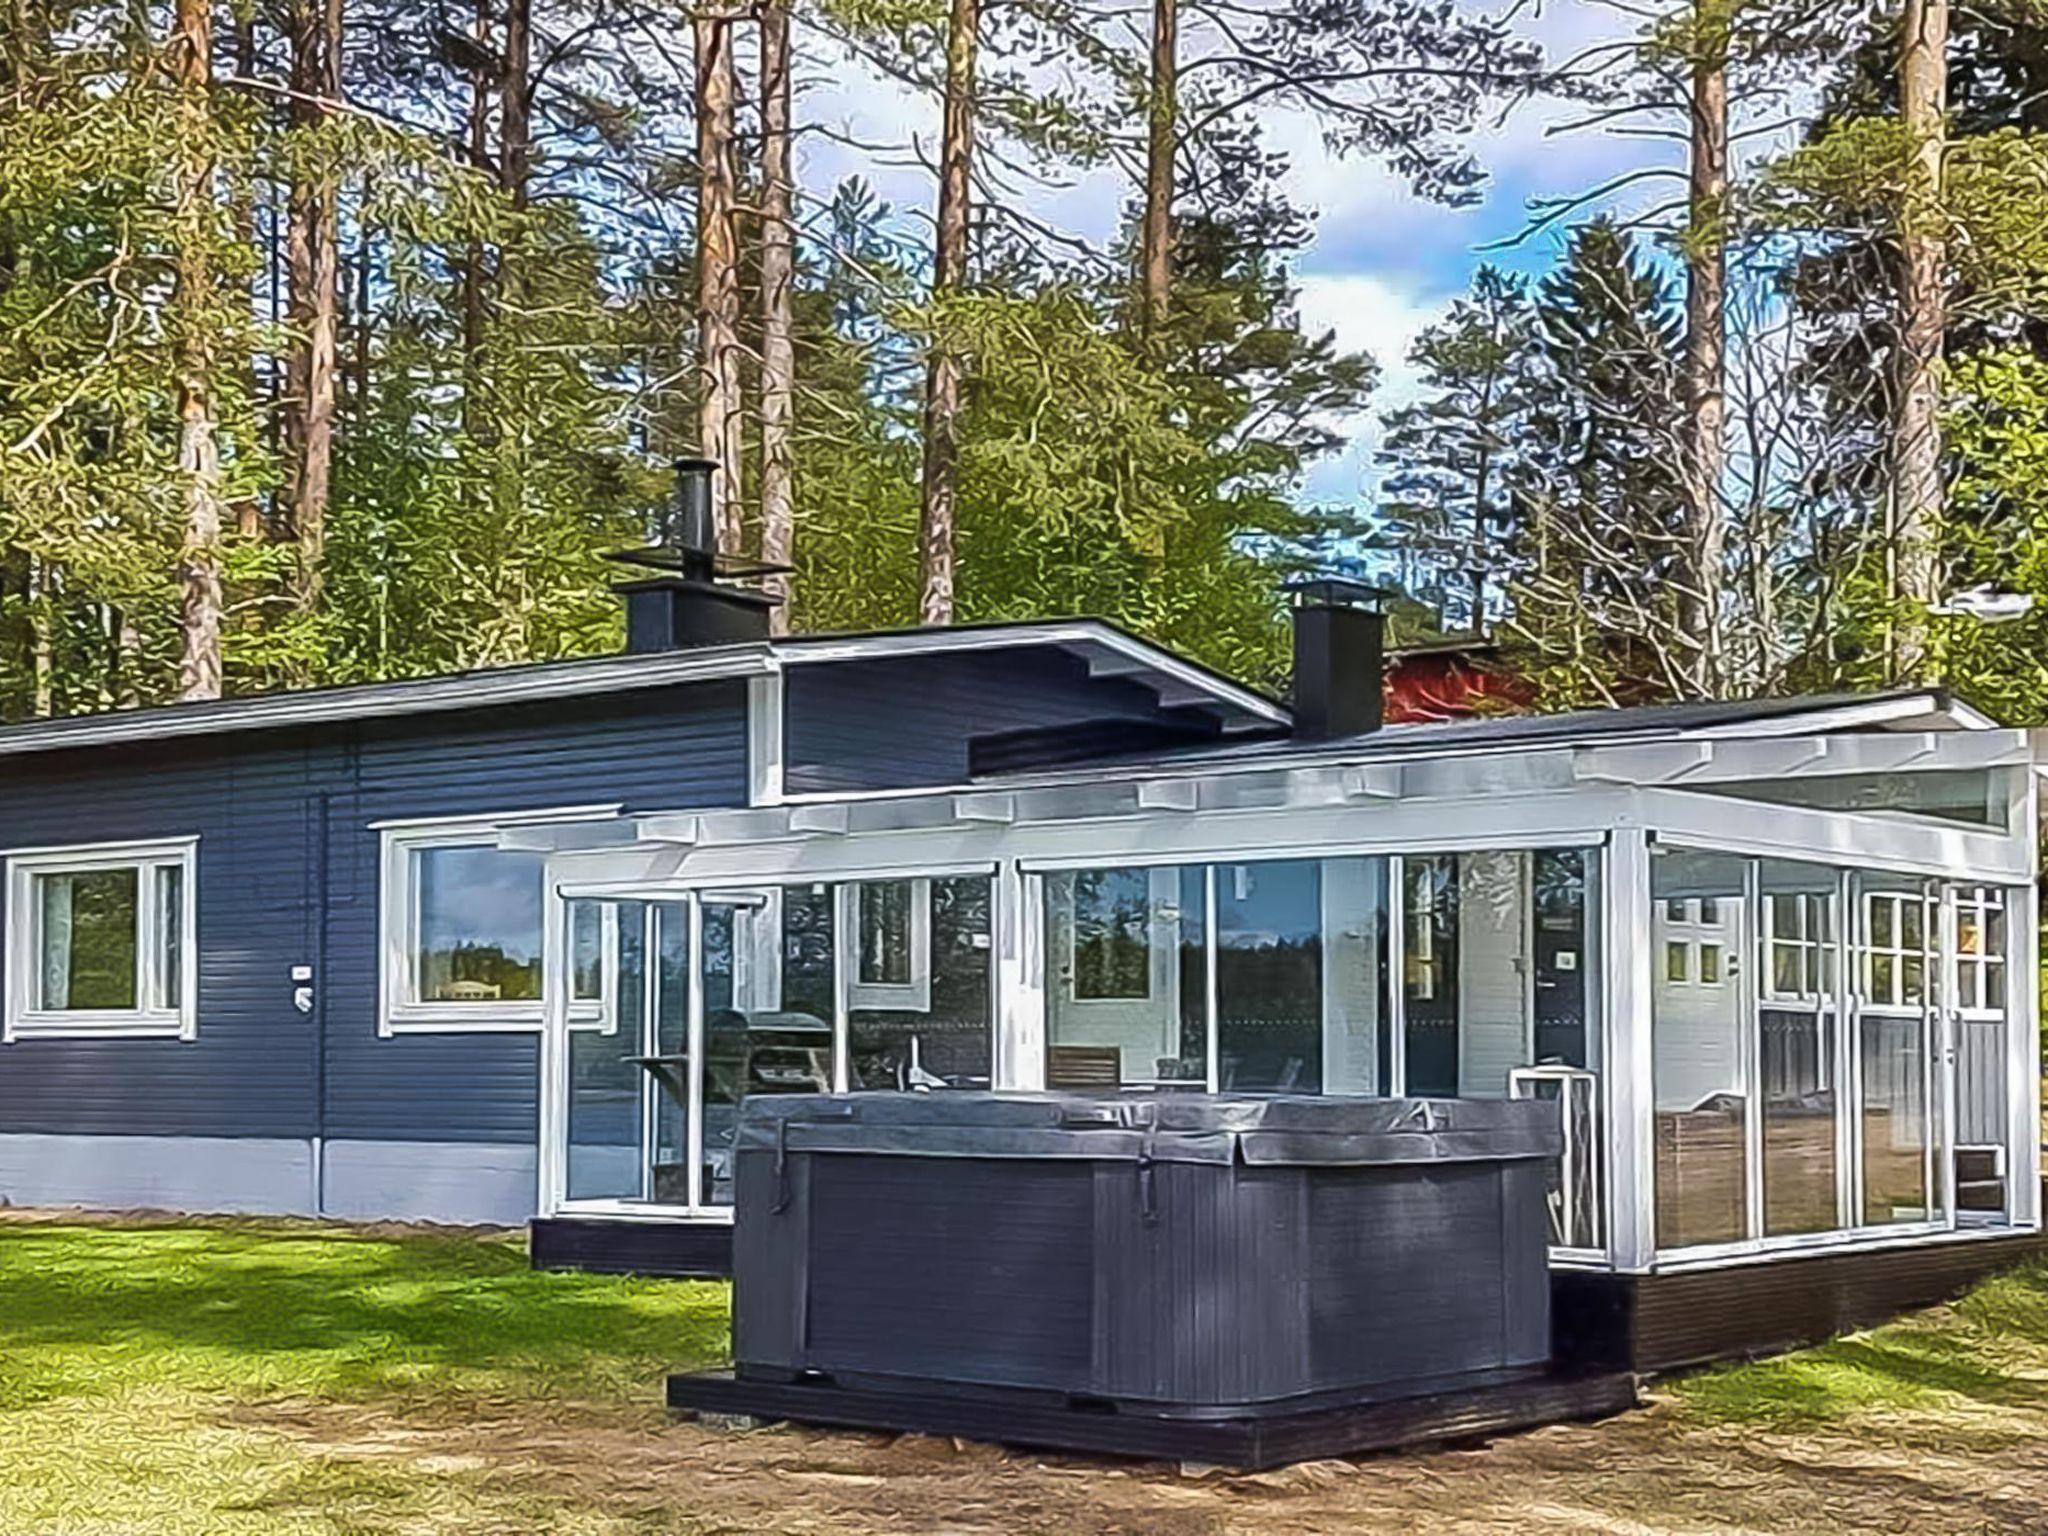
[1384,636,1535,724]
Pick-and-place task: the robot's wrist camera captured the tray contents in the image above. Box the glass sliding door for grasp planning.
[564,899,689,1204]
[1650,849,1750,1250]
[553,875,995,1216]
[1758,861,1842,1237]
[1952,887,2013,1218]
[1854,873,1938,1228]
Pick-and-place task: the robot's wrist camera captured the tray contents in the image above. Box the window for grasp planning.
[6,838,198,1040]
[1954,888,2007,1015]
[379,812,613,1033]
[1659,899,1730,991]
[1861,889,1930,1010]
[1765,890,1835,1002]
[847,879,930,1011]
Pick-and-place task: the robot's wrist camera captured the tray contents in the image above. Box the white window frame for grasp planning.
[378,807,617,1035]
[5,836,199,1041]
[847,877,931,1012]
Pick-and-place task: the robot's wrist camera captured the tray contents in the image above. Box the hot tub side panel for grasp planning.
[1091,1160,1312,1407]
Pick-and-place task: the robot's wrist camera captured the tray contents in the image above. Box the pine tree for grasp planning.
[1509,220,1692,701]
[1377,266,1539,632]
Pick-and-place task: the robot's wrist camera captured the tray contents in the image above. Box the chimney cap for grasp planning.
[1284,575,1392,612]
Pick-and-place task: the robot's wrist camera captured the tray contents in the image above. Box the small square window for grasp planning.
[1698,943,1723,985]
[7,839,198,1041]
[1698,898,1720,925]
[847,879,931,1012]
[1665,942,1690,983]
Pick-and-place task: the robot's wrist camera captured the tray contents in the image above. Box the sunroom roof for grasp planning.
[986,688,1993,782]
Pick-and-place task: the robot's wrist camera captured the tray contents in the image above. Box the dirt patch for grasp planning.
[233,1384,2048,1536]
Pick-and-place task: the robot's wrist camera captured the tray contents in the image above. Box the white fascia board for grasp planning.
[0,649,777,759]
[1686,693,1951,737]
[954,792,1018,824]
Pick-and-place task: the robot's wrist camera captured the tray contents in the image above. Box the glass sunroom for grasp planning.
[520,695,2042,1282]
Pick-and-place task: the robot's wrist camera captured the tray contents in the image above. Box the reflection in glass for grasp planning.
[1216,859,1327,1093]
[1652,849,1749,1249]
[1759,862,1839,1237]
[566,900,651,1202]
[1045,866,1205,1088]
[851,877,993,1091]
[1858,874,1933,1227]
[36,867,139,1010]
[858,881,913,986]
[701,895,833,1208]
[414,844,543,1002]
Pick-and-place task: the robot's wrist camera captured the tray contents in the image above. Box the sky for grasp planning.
[789,0,1682,514]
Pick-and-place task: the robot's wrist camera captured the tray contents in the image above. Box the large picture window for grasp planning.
[379,812,611,1033]
[6,838,198,1040]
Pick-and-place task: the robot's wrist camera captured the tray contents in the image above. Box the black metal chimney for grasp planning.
[1286,577,1388,740]
[607,457,784,653]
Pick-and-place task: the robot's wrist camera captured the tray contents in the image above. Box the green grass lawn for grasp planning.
[2,1211,2046,1534]
[0,1216,730,1534]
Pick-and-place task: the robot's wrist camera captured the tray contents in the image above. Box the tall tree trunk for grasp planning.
[500,0,531,207]
[229,8,264,539]
[461,0,492,425]
[919,0,979,625]
[1678,28,1729,698]
[173,0,225,701]
[283,0,341,617]
[694,7,744,552]
[757,0,796,630]
[1138,0,1175,334]
[1893,0,1947,680]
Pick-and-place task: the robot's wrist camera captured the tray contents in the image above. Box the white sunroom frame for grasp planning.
[523,724,2045,1272]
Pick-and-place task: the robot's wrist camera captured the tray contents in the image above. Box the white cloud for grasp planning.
[1291,271,1454,505]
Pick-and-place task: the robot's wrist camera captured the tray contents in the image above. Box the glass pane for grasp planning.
[1698,944,1722,984]
[1070,869,1155,1001]
[154,863,183,1011]
[701,894,834,1210]
[567,900,647,1203]
[1530,848,1592,1071]
[857,881,913,986]
[851,876,993,1091]
[1665,942,1689,983]
[37,867,139,1011]
[570,901,604,1002]
[1215,859,1330,1094]
[1861,1013,1931,1225]
[1759,861,1840,1238]
[1652,849,1748,1250]
[415,845,543,1003]
[1402,857,1458,1095]
[1045,866,1205,1089]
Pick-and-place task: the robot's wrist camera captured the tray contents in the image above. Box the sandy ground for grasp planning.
[231,1384,2048,1536]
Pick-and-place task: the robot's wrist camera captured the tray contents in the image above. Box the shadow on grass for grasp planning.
[1676,1259,2048,1427]
[0,1218,729,1408]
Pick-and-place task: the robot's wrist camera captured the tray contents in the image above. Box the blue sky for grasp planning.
[792,0,1680,513]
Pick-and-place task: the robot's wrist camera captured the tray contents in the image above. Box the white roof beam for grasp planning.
[954,792,1017,825]
[789,804,850,835]
[1137,779,1201,812]
[633,813,702,845]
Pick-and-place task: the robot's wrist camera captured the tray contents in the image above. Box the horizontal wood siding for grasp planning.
[784,651,1213,793]
[0,681,747,1146]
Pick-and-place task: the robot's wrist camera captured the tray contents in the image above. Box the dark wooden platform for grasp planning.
[1554,1229,2048,1374]
[665,1367,1638,1471]
[528,1216,732,1279]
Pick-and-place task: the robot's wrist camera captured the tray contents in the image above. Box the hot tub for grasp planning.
[727,1092,1561,1413]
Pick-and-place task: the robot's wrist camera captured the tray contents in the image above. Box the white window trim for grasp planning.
[379,809,617,1036]
[5,836,199,1041]
[847,878,932,1012]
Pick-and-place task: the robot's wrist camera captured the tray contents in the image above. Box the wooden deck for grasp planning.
[666,1366,1639,1471]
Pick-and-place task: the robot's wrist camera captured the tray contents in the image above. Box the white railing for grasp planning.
[1508,1065,1603,1253]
